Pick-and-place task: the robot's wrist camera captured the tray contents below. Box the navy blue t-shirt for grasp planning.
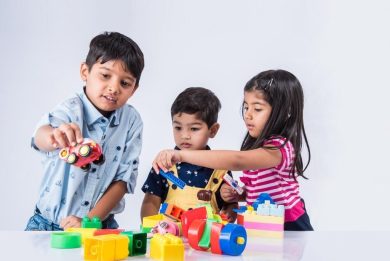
[142,147,231,209]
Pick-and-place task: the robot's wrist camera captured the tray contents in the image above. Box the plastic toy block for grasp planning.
[188,219,209,251]
[59,138,104,172]
[219,224,247,256]
[93,229,124,236]
[65,228,97,244]
[142,214,165,228]
[198,219,213,249]
[120,231,147,256]
[237,202,284,238]
[159,170,185,189]
[84,234,129,261]
[233,206,247,213]
[152,220,180,236]
[159,203,184,221]
[223,173,244,195]
[51,232,81,249]
[180,206,207,238]
[82,216,102,229]
[252,193,275,210]
[150,234,184,261]
[210,222,224,254]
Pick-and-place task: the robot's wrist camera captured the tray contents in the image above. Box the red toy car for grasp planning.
[59,139,105,171]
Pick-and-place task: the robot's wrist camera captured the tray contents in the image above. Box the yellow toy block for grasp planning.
[65,228,97,244]
[142,214,165,228]
[84,234,129,261]
[150,234,184,261]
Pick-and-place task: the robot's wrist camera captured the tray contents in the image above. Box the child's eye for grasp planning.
[101,73,110,79]
[121,80,130,87]
[255,109,262,112]
[174,126,181,131]
[191,128,200,132]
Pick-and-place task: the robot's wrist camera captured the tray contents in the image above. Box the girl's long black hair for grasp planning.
[240,70,311,179]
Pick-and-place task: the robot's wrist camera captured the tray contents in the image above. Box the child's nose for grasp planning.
[181,131,190,139]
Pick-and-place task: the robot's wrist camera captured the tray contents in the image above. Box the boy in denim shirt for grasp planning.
[26,32,144,230]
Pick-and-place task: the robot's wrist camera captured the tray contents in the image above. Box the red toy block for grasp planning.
[210,223,224,254]
[93,229,125,236]
[180,207,207,238]
[188,219,209,251]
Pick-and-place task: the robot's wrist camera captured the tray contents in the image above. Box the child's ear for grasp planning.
[209,123,220,138]
[80,63,89,81]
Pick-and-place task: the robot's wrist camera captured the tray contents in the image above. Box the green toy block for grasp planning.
[121,231,147,256]
[51,232,81,249]
[81,216,102,229]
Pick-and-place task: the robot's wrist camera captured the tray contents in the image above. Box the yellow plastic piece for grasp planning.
[142,214,165,228]
[65,228,97,244]
[84,234,129,261]
[236,236,245,244]
[150,234,184,261]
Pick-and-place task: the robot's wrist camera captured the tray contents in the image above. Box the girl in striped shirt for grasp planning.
[153,69,313,231]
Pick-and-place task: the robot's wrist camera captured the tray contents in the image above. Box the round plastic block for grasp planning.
[51,232,81,249]
[188,219,208,251]
[219,224,247,256]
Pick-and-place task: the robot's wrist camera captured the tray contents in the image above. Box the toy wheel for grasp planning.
[81,164,91,172]
[67,153,78,164]
[93,154,105,165]
[59,148,69,160]
[79,145,91,157]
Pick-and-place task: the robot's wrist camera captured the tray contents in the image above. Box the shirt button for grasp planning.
[171,184,177,190]
[83,201,89,206]
[91,168,96,173]
[116,146,121,151]
[213,178,219,184]
[101,119,106,123]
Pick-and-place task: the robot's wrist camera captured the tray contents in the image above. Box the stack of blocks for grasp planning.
[150,234,184,261]
[237,200,285,238]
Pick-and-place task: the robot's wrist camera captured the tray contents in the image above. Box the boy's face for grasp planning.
[172,113,219,151]
[80,60,137,114]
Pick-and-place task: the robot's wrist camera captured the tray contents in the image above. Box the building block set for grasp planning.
[50,193,285,259]
[236,194,285,238]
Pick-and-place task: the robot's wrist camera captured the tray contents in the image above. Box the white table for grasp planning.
[1,231,389,260]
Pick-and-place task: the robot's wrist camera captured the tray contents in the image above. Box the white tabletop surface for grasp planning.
[0,231,389,260]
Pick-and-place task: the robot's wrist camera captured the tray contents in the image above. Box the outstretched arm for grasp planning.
[153,148,282,173]
[60,180,127,229]
[34,123,83,152]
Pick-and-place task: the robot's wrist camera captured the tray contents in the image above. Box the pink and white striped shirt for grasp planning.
[240,138,305,222]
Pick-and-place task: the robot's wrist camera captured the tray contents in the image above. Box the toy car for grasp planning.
[59,139,104,171]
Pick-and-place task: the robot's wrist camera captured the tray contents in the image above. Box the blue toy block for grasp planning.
[219,224,247,256]
[159,170,186,189]
[233,206,247,213]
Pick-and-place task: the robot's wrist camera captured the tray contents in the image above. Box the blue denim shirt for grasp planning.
[31,91,142,225]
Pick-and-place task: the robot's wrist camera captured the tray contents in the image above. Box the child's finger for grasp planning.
[60,124,77,146]
[70,123,83,144]
[52,128,69,148]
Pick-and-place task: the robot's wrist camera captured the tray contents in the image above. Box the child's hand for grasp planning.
[60,215,82,230]
[152,150,181,173]
[220,203,238,223]
[50,123,83,148]
[220,183,239,203]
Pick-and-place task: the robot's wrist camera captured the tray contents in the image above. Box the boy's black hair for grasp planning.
[171,87,221,128]
[241,69,311,179]
[86,31,144,86]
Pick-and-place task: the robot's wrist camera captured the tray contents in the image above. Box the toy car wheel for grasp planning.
[81,163,91,172]
[59,148,69,160]
[93,154,105,165]
[67,153,78,164]
[79,145,91,157]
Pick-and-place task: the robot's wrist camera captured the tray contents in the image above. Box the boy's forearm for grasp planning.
[88,181,127,220]
[34,125,56,152]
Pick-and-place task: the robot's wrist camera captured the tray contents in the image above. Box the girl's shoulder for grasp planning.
[263,136,295,169]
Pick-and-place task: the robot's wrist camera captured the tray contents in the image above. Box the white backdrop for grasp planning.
[0,0,389,231]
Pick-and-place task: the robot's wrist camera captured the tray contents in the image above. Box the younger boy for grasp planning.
[25,32,144,230]
[140,87,238,222]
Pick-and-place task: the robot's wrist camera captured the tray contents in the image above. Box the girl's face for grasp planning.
[243,90,272,138]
